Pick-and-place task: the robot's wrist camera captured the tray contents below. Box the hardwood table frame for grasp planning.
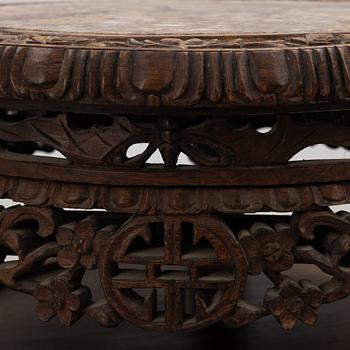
[1,3,350,333]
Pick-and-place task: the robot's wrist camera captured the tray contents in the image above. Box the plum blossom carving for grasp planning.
[238,222,297,274]
[33,273,92,326]
[57,216,117,269]
[264,279,323,330]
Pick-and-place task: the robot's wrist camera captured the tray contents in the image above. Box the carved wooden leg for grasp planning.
[1,110,350,333]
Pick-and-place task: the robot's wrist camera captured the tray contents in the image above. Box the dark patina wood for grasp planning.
[0,0,350,335]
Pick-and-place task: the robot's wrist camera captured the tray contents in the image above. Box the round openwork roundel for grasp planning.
[100,215,247,332]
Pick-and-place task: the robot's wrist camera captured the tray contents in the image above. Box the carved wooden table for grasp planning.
[1,0,350,334]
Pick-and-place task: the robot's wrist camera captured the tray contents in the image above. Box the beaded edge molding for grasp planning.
[1,31,350,49]
[0,175,349,213]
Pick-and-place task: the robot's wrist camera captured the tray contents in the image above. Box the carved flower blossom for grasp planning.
[264,279,323,330]
[239,222,298,274]
[57,218,116,269]
[34,276,91,326]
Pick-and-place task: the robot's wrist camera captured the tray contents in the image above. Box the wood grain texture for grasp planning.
[1,175,350,214]
[2,205,350,332]
[0,43,350,108]
[0,1,350,109]
[1,0,350,336]
[2,112,350,168]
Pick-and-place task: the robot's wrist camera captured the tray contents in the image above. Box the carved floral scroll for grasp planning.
[1,204,350,332]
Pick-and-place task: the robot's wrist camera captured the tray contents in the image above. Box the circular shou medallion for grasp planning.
[100,215,247,332]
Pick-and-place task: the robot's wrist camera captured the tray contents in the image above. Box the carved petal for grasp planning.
[279,280,303,299]
[33,285,52,302]
[247,256,265,275]
[300,306,318,326]
[35,302,56,322]
[266,252,294,272]
[238,229,261,257]
[57,308,78,327]
[278,311,298,330]
[65,293,81,312]
[51,279,70,299]
[275,223,298,251]
[56,224,75,246]
[75,223,96,243]
[57,246,80,269]
[251,223,276,246]
[80,254,98,269]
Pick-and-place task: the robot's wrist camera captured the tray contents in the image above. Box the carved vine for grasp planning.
[1,111,350,168]
[1,205,350,331]
[0,206,121,327]
[226,209,350,330]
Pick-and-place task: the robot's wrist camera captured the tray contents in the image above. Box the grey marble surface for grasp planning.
[0,1,349,35]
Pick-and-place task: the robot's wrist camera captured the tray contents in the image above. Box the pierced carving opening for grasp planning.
[1,243,18,264]
[158,265,190,280]
[125,222,165,259]
[101,215,244,332]
[66,114,113,130]
[183,289,224,323]
[283,264,330,285]
[126,143,149,159]
[177,152,194,165]
[0,140,66,160]
[339,254,350,269]
[12,218,40,233]
[4,255,19,262]
[256,126,273,134]
[229,115,277,131]
[181,222,217,260]
[197,266,235,282]
[114,263,147,281]
[1,140,53,154]
[290,144,350,162]
[291,111,350,126]
[1,109,350,170]
[147,149,165,164]
[0,109,56,122]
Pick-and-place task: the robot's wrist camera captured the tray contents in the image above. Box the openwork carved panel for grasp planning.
[1,107,350,334]
[1,109,350,170]
[100,215,246,332]
[1,0,350,337]
[1,205,350,332]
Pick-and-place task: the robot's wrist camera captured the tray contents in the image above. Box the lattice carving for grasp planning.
[100,215,247,332]
[2,205,350,332]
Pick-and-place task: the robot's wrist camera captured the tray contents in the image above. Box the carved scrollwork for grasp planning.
[1,110,350,168]
[292,210,350,303]
[2,205,350,332]
[0,205,121,327]
[226,210,350,331]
